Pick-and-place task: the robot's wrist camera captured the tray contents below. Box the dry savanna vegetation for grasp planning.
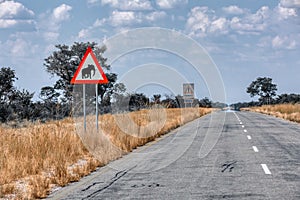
[0,107,212,199]
[242,104,300,123]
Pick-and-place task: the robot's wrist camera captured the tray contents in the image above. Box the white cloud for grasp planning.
[87,0,99,4]
[186,2,300,38]
[0,1,35,29]
[275,4,297,20]
[145,11,166,21]
[43,32,60,42]
[98,10,166,27]
[210,18,228,34]
[52,4,72,22]
[248,6,270,24]
[0,18,35,29]
[186,6,271,37]
[77,9,167,39]
[38,4,72,42]
[280,0,300,8]
[258,34,298,50]
[222,5,245,15]
[5,37,37,57]
[110,10,141,26]
[77,11,139,38]
[77,18,108,39]
[272,35,284,47]
[0,0,34,19]
[272,35,297,49]
[186,7,210,37]
[9,38,29,56]
[94,18,107,27]
[0,19,17,28]
[186,7,228,37]
[101,0,152,10]
[78,29,89,38]
[229,6,270,34]
[156,0,187,9]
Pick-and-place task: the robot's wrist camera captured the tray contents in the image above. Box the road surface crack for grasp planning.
[82,165,137,200]
[81,181,104,192]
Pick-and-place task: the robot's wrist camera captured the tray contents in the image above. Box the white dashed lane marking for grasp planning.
[261,164,272,175]
[234,113,272,176]
[252,146,259,152]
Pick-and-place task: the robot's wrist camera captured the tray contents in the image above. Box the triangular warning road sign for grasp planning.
[71,47,109,84]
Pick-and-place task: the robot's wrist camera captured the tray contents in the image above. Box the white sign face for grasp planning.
[75,54,104,81]
[183,83,194,99]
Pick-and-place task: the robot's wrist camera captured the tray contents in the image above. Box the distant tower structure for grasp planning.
[183,83,194,107]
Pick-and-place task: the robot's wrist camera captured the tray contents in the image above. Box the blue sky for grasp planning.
[0,0,299,103]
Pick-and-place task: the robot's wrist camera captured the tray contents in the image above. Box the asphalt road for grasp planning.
[48,111,300,200]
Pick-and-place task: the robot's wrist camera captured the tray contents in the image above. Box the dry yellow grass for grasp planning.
[0,118,100,199]
[242,104,300,123]
[0,107,212,199]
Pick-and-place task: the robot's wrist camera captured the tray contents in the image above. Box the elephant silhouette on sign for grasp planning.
[82,64,95,79]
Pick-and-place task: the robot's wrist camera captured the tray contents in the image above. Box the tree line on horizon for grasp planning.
[0,42,221,126]
[2,42,298,125]
[232,77,300,110]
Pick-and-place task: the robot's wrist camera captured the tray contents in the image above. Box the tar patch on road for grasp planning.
[131,182,163,188]
[206,193,266,199]
[221,161,237,173]
[214,153,244,176]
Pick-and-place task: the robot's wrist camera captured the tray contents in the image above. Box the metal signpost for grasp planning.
[95,84,98,130]
[71,47,109,132]
[83,84,86,130]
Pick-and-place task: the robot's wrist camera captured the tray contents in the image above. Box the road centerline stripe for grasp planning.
[252,146,259,152]
[247,135,251,140]
[261,164,272,174]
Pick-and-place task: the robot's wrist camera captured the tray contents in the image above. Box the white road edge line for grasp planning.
[252,146,259,152]
[247,135,251,140]
[261,164,272,175]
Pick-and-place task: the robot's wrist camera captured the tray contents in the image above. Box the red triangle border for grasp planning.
[71,47,109,84]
